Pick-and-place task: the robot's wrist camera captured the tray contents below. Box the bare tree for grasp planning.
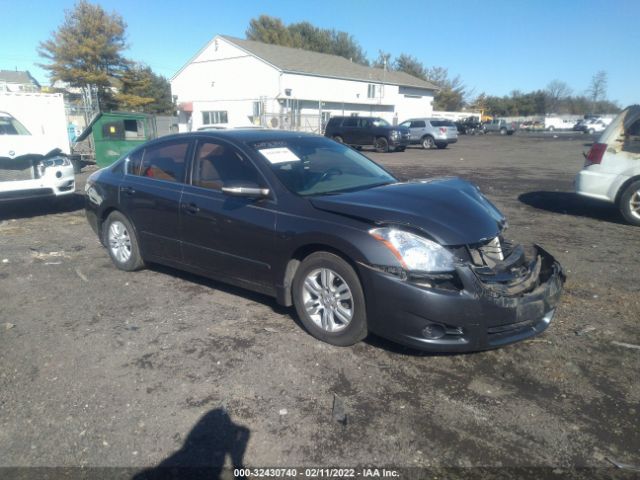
[588,71,608,103]
[546,80,572,113]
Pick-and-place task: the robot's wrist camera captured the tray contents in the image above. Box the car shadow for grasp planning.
[132,408,250,480]
[149,263,292,318]
[0,192,84,221]
[518,191,627,225]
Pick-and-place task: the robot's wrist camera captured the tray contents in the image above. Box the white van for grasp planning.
[545,117,576,131]
[575,106,640,225]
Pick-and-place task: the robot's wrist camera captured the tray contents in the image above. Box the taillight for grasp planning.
[439,127,447,134]
[585,143,607,166]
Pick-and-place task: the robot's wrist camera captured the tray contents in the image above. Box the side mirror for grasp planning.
[221,182,270,198]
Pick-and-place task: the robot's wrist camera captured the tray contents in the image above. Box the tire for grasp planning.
[292,252,368,347]
[421,136,435,149]
[548,126,555,132]
[500,128,507,135]
[333,135,344,144]
[619,180,640,226]
[102,211,145,271]
[375,137,389,153]
[436,143,447,149]
[588,128,595,135]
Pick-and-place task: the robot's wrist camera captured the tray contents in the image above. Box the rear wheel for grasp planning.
[292,252,367,346]
[103,211,145,271]
[588,128,595,135]
[333,135,344,144]
[375,137,389,153]
[421,136,435,149]
[619,180,640,226]
[500,128,507,135]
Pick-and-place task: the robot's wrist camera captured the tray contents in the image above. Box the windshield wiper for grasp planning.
[313,181,394,196]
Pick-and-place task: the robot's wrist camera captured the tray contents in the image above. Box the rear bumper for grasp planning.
[360,245,565,352]
[574,169,616,203]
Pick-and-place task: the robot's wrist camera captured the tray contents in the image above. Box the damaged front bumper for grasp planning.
[0,155,75,201]
[361,244,565,352]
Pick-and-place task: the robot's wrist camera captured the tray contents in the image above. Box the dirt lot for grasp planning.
[1,133,639,475]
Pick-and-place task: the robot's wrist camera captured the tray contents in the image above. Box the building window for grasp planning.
[367,84,377,99]
[202,111,228,125]
[253,101,263,117]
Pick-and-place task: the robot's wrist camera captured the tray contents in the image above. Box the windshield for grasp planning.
[250,136,396,196]
[0,115,31,135]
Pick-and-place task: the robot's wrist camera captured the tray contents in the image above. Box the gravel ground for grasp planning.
[0,132,638,475]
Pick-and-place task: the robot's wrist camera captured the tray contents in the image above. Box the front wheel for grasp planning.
[619,180,640,226]
[375,137,389,153]
[292,252,367,346]
[103,211,145,271]
[500,128,507,135]
[333,135,344,144]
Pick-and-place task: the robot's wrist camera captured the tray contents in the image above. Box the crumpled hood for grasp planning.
[0,135,62,160]
[310,177,506,245]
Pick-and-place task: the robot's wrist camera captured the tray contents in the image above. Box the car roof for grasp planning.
[148,129,324,145]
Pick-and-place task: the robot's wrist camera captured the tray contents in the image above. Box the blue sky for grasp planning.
[1,0,638,105]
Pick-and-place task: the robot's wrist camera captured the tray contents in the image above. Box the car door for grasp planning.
[119,138,192,263]
[340,117,358,144]
[359,118,378,145]
[408,120,426,142]
[180,138,278,288]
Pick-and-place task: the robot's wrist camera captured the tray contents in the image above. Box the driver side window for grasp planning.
[191,141,262,191]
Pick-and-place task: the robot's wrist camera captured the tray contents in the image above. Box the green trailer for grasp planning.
[75,112,178,167]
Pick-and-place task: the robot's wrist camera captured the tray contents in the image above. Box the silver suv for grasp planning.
[399,118,458,149]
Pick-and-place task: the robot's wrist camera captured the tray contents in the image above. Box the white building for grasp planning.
[171,35,439,133]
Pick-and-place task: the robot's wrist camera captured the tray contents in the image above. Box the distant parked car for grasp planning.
[575,105,640,225]
[545,117,577,131]
[455,117,483,135]
[483,119,516,135]
[324,116,410,152]
[399,118,458,149]
[574,117,612,135]
[0,111,75,202]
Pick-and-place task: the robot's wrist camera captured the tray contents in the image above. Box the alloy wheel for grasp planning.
[108,220,132,263]
[630,190,640,220]
[302,268,353,332]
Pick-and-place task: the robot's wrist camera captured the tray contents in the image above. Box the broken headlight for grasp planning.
[37,156,71,177]
[369,227,456,272]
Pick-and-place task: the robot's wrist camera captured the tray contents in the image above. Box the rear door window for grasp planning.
[128,140,190,183]
[342,117,358,127]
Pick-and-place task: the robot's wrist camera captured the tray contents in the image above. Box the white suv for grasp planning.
[575,106,640,225]
[0,112,75,201]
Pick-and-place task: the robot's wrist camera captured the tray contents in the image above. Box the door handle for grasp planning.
[121,186,136,195]
[183,202,200,214]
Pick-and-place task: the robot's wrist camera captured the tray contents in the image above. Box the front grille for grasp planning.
[0,166,34,182]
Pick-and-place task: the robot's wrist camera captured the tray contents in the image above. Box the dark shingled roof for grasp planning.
[0,70,40,87]
[220,36,438,91]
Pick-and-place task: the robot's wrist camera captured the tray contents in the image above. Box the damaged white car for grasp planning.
[576,105,640,226]
[0,111,75,201]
